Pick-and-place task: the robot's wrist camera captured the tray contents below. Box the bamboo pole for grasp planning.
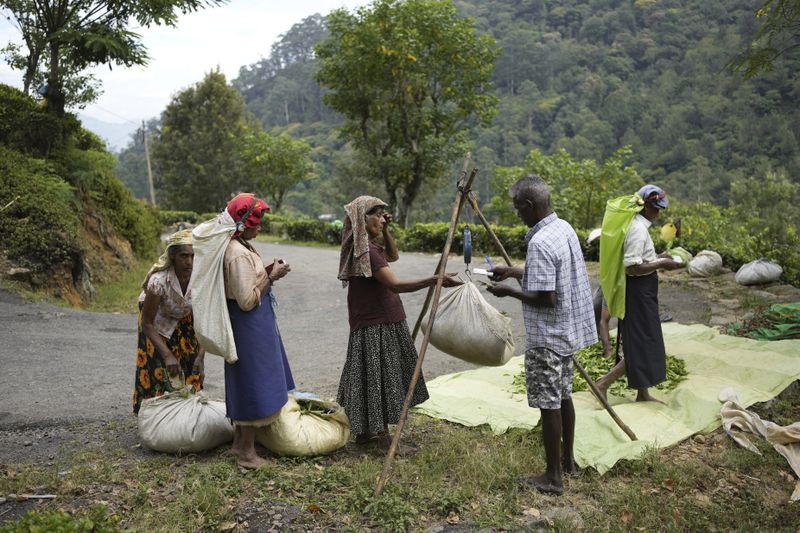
[465,193,638,441]
[375,159,478,497]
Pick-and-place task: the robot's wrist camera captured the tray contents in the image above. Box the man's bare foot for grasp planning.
[520,473,564,495]
[237,453,268,469]
[562,457,582,478]
[635,389,666,405]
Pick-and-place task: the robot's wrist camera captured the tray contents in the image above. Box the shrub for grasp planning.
[0,84,72,157]
[0,146,82,273]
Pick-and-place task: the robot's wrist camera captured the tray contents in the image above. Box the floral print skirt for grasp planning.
[133,303,203,414]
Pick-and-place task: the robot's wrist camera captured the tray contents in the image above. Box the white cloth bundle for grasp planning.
[687,250,723,277]
[719,388,800,501]
[138,391,233,453]
[424,282,515,366]
[191,211,238,363]
[735,258,783,286]
[256,396,350,456]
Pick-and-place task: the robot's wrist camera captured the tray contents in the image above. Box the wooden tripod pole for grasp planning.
[411,154,474,342]
[375,158,478,497]
[464,192,638,442]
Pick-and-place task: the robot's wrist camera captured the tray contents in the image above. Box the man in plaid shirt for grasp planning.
[487,175,596,495]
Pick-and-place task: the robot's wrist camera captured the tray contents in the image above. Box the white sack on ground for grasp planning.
[256,396,350,456]
[191,211,238,363]
[687,250,724,277]
[424,282,515,366]
[719,387,800,502]
[138,391,233,453]
[735,258,783,286]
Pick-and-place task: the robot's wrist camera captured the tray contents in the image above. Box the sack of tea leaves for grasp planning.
[423,282,515,366]
[735,259,783,286]
[138,391,233,453]
[687,250,723,277]
[256,396,350,456]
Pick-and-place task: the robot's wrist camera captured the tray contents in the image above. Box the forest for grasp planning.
[116,0,799,220]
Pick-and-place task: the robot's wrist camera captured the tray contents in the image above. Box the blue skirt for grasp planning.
[225,292,295,421]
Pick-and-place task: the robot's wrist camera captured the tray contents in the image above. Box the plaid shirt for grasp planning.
[521,213,597,356]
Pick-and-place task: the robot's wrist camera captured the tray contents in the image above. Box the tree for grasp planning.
[0,0,225,115]
[151,70,248,212]
[727,0,800,78]
[116,117,159,201]
[241,130,314,212]
[486,146,643,230]
[314,0,498,225]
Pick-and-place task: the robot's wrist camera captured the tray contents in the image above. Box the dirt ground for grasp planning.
[1,241,798,470]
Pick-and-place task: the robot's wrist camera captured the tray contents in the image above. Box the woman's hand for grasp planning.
[162,352,181,377]
[382,212,393,228]
[661,258,684,271]
[269,259,292,281]
[441,272,463,287]
[192,352,205,376]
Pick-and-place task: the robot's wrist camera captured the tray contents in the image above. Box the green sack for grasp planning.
[599,194,643,319]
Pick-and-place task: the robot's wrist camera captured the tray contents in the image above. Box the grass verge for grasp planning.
[1,386,798,532]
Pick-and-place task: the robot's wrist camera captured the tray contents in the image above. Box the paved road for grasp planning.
[0,242,528,429]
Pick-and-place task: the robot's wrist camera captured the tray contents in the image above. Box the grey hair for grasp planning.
[510,175,551,209]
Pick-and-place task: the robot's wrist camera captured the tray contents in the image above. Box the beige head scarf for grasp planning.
[337,196,388,287]
[140,229,193,289]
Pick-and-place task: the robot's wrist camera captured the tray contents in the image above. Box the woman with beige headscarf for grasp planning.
[133,229,205,414]
[336,196,461,449]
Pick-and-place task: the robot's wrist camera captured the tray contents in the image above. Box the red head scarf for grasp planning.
[226,193,270,237]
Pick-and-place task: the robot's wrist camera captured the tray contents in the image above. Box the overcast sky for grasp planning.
[0,0,371,127]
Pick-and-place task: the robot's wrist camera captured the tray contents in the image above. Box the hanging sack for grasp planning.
[423,282,515,366]
[735,259,783,286]
[256,396,350,456]
[687,250,723,277]
[191,210,239,363]
[599,194,644,319]
[138,391,233,453]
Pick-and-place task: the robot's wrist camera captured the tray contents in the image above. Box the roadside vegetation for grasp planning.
[1,388,798,532]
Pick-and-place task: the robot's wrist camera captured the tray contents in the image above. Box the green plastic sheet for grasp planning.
[599,194,643,319]
[414,323,800,474]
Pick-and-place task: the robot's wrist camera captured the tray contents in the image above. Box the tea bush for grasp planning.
[0,84,162,285]
[0,147,82,273]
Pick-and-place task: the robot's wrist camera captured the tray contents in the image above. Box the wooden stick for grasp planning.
[375,161,478,497]
[411,155,473,341]
[466,194,638,441]
[572,360,637,440]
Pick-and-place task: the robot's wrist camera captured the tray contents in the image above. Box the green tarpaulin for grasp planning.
[413,323,800,474]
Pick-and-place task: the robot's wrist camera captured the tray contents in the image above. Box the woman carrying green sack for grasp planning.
[596,185,684,403]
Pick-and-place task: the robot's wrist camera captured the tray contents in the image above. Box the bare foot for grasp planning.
[562,457,582,478]
[371,434,417,456]
[520,473,564,495]
[635,389,666,405]
[237,453,268,469]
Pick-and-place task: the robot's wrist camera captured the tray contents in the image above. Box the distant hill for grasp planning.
[117,0,799,221]
[78,114,140,152]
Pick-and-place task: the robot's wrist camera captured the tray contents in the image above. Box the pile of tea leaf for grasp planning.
[726,302,800,341]
[510,336,688,398]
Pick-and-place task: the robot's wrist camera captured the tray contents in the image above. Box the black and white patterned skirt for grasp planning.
[337,320,429,436]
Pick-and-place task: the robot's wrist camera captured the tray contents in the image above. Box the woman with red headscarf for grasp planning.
[223,193,294,469]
